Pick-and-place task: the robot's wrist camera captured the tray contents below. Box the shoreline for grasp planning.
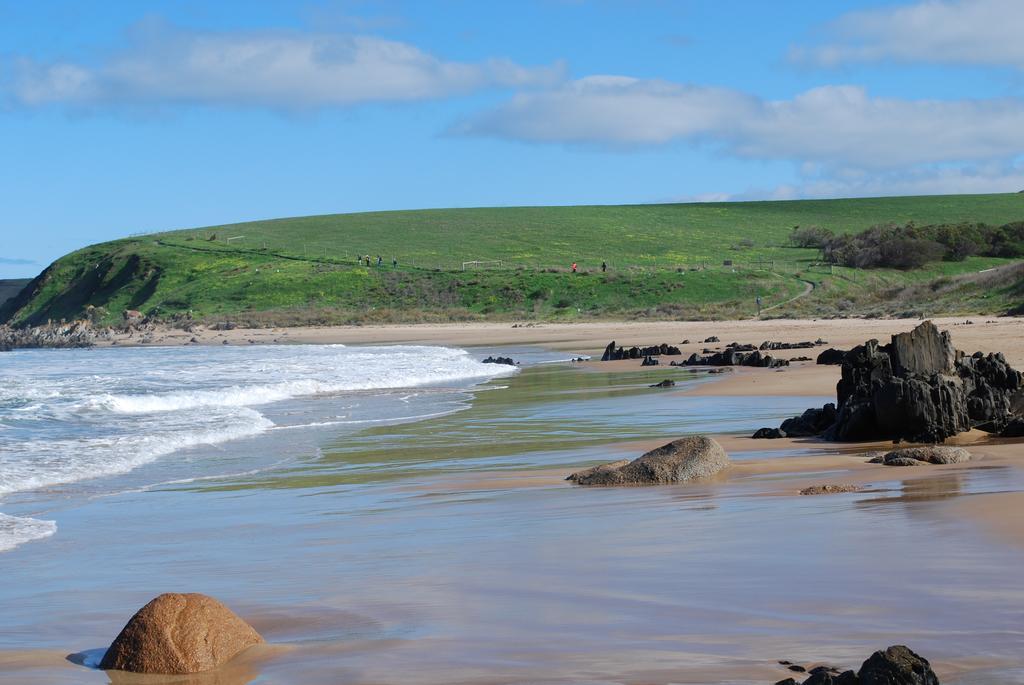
[97,316,1024,360]
[5,317,1024,684]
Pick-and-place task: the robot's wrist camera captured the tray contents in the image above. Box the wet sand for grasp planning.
[7,321,1024,684]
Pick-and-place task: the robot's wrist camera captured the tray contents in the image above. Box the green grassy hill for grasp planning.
[5,193,1024,326]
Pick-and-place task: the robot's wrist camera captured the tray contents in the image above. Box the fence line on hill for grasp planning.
[156,235,834,276]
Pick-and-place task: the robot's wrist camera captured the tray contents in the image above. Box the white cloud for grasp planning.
[457,78,1024,171]
[791,0,1024,69]
[675,163,1024,203]
[454,76,756,145]
[5,22,565,109]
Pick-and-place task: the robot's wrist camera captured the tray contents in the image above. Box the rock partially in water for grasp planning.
[803,670,857,685]
[858,645,939,685]
[780,404,837,437]
[99,593,263,674]
[773,645,939,685]
[799,484,861,496]
[883,446,971,465]
[649,379,675,388]
[482,355,517,365]
[567,436,729,486]
[884,456,923,467]
[565,459,631,483]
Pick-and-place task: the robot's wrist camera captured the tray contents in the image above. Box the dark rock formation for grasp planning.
[567,436,729,486]
[601,341,681,361]
[482,356,517,365]
[641,355,659,366]
[803,670,857,685]
[680,349,789,369]
[650,379,675,388]
[755,404,837,439]
[858,645,939,685]
[768,321,1023,443]
[816,348,847,365]
[0,321,104,351]
[1001,417,1024,437]
[760,340,817,350]
[704,336,720,343]
[773,645,938,685]
[99,593,263,674]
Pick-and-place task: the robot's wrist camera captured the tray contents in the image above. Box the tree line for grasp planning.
[790,221,1024,269]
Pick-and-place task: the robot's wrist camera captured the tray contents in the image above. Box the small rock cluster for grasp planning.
[773,645,939,685]
[673,348,790,368]
[601,341,681,360]
[482,355,517,365]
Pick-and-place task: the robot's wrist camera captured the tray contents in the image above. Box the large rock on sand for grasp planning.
[884,446,971,465]
[99,593,263,674]
[568,436,729,486]
[769,321,1024,443]
[858,645,939,685]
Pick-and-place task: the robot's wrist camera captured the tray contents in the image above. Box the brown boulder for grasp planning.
[566,459,630,483]
[99,593,263,674]
[568,436,729,486]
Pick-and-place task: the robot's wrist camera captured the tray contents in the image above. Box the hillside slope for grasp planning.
[4,193,1024,326]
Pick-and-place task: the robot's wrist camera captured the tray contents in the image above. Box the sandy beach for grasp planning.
[5,316,1024,685]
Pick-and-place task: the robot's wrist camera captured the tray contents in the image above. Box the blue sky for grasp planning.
[3,0,1024,278]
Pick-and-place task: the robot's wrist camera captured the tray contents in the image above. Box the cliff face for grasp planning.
[0,247,161,327]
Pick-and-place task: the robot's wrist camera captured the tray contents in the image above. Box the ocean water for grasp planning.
[0,344,521,553]
[4,346,1024,684]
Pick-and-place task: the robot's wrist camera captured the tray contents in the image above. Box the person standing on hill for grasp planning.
[601,261,607,272]
[571,262,578,273]
[377,255,383,267]
[364,255,370,267]
[392,256,398,268]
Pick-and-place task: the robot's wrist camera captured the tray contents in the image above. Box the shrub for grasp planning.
[819,220,1023,269]
[789,225,834,249]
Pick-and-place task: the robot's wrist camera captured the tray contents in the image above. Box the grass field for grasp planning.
[4,193,1024,326]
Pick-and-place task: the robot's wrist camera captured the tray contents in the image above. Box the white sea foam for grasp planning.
[0,408,274,497]
[0,343,517,552]
[0,513,57,552]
